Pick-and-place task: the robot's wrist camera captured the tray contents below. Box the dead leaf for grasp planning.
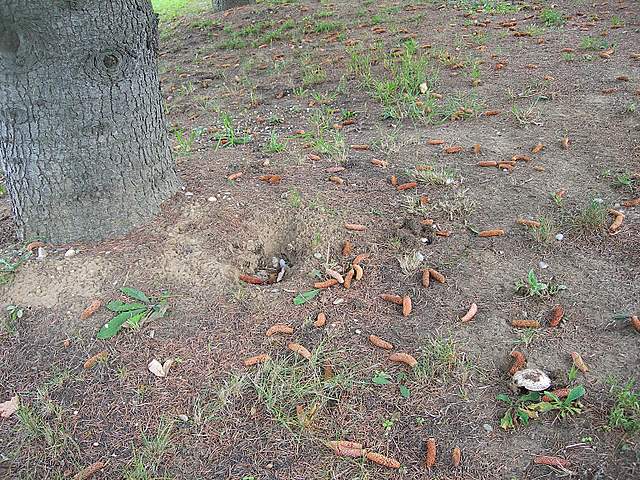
[0,395,19,419]
[148,359,174,378]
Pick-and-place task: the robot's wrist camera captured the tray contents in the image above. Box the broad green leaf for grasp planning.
[543,391,561,403]
[500,411,514,430]
[496,393,512,404]
[293,289,320,305]
[565,385,585,403]
[124,311,147,330]
[146,303,169,323]
[106,300,147,312]
[120,287,150,303]
[96,309,144,339]
[399,385,410,399]
[519,391,541,403]
[516,409,530,426]
[372,372,392,385]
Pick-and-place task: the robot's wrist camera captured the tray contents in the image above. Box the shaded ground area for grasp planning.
[1,1,639,479]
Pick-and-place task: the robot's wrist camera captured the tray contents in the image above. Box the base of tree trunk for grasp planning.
[0,0,180,243]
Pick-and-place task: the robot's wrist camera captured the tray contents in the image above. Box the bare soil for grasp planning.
[1,1,639,479]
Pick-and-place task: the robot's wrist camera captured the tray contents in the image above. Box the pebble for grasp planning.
[185,191,194,197]
[483,423,493,433]
[333,298,344,305]
[415,251,425,262]
[539,261,549,269]
[37,247,46,259]
[64,248,76,258]
[421,237,429,243]
[178,414,189,422]
[313,252,323,259]
[355,329,361,334]
[555,233,564,241]
[92,442,99,447]
[207,196,216,202]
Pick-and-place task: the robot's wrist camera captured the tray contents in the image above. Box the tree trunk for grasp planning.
[0,0,179,243]
[213,0,254,12]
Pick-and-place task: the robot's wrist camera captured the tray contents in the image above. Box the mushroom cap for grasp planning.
[512,368,551,392]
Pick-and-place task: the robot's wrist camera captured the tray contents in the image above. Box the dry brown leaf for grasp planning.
[571,352,589,372]
[0,395,19,419]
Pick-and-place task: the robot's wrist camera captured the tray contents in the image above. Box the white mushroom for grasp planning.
[512,368,551,392]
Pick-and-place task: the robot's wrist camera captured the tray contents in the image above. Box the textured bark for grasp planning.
[213,0,254,12]
[0,0,179,243]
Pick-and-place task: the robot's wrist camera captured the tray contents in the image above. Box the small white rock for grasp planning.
[93,442,99,447]
[483,423,493,433]
[178,414,189,422]
[333,298,344,305]
[539,261,549,269]
[313,252,323,259]
[355,329,361,334]
[421,237,429,243]
[185,191,194,197]
[37,247,47,259]
[64,248,76,258]
[415,251,425,262]
[555,233,564,241]
[207,196,216,202]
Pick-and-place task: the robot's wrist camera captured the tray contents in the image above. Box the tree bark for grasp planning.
[213,0,254,12]
[0,0,179,243]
